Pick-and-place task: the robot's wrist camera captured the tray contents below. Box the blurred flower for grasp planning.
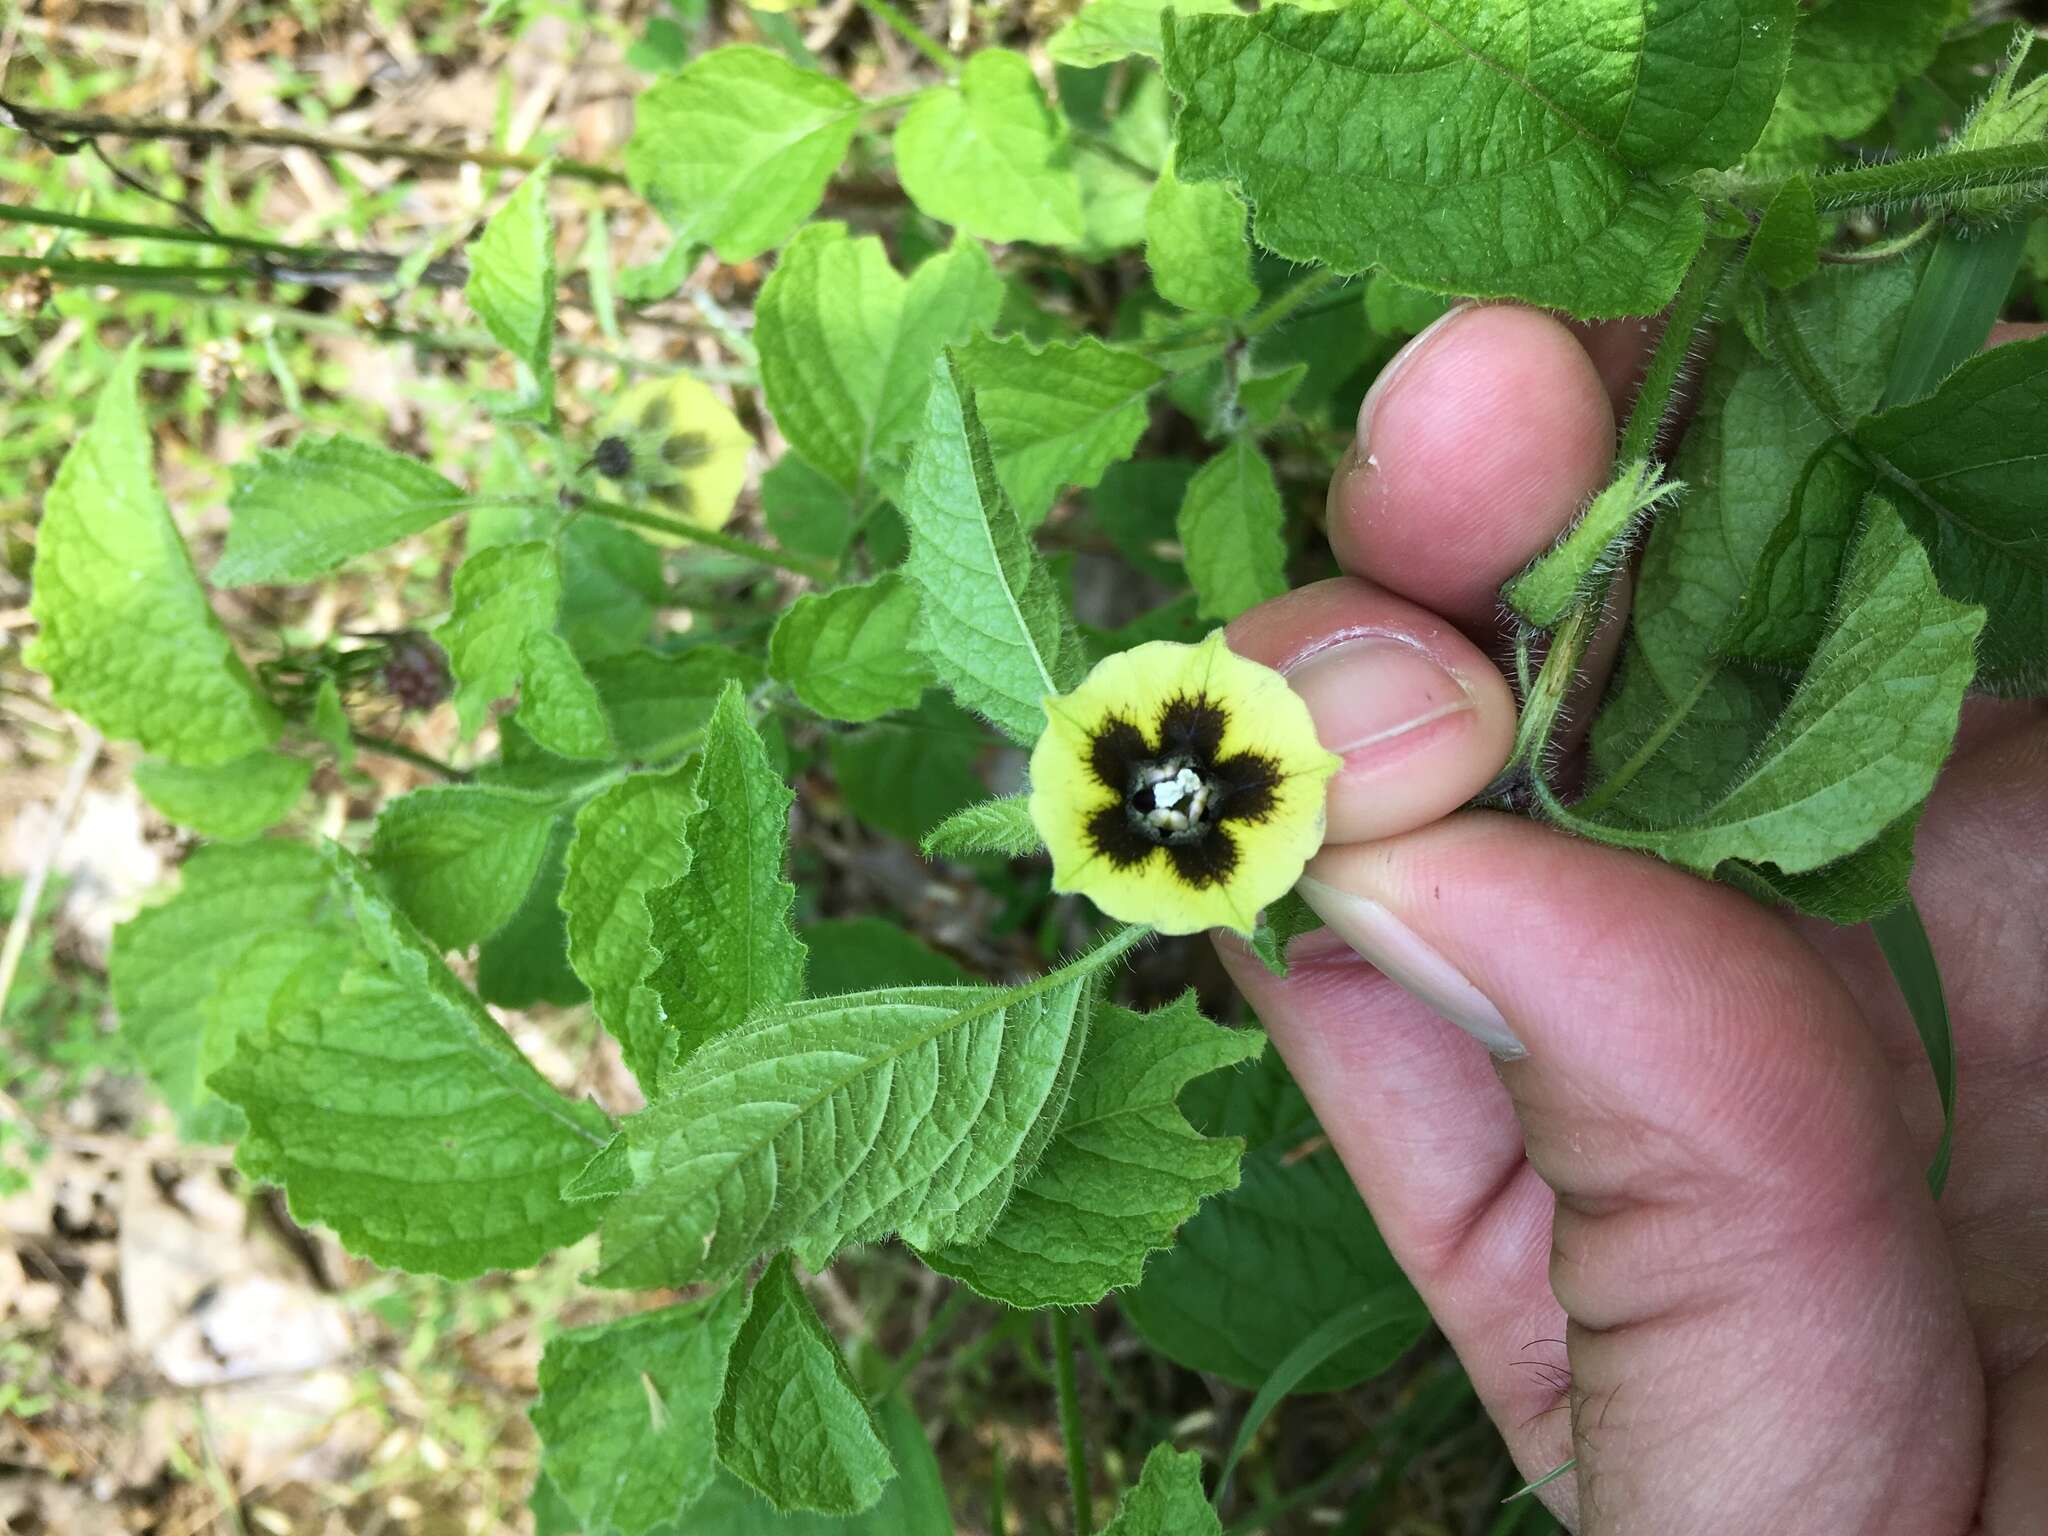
[383,633,451,712]
[589,374,751,532]
[1029,629,1339,937]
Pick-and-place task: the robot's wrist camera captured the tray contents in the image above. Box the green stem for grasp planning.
[1802,142,2048,213]
[574,496,836,583]
[856,0,956,72]
[1,97,624,184]
[1503,1457,1577,1502]
[1050,1311,1094,1535]
[1765,287,1853,433]
[0,201,322,258]
[348,730,471,781]
[1617,239,1735,463]
[870,1289,974,1404]
[1243,268,1345,340]
[1819,217,1938,265]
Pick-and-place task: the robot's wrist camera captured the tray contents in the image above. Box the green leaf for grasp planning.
[561,765,700,1095]
[1856,334,2048,691]
[1719,441,1873,667]
[368,784,560,950]
[685,1394,951,1536]
[517,631,616,760]
[1873,899,1956,1196]
[310,678,354,768]
[559,519,664,660]
[25,348,278,765]
[109,842,349,1141]
[761,454,856,565]
[757,225,1004,496]
[898,353,1084,741]
[894,50,1086,246]
[588,645,767,760]
[1178,439,1287,621]
[467,167,556,396]
[1721,807,1922,926]
[531,1284,751,1536]
[1099,1446,1220,1536]
[920,995,1264,1308]
[828,696,988,843]
[1048,0,1237,68]
[716,1254,892,1516]
[435,540,560,736]
[1145,152,1257,318]
[921,794,1041,860]
[645,683,805,1069]
[1163,0,1794,316]
[1505,460,1682,629]
[215,435,468,587]
[1587,500,1984,878]
[1748,176,1820,290]
[1123,1049,1424,1392]
[1088,457,1194,583]
[954,334,1165,527]
[628,46,863,262]
[590,947,1120,1289]
[800,919,972,994]
[1749,0,1959,166]
[476,820,586,1010]
[133,751,312,841]
[1247,887,1323,978]
[211,848,610,1277]
[769,575,934,722]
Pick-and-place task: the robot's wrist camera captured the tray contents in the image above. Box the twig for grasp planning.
[348,730,470,782]
[0,96,626,185]
[0,724,101,1030]
[1050,1311,1095,1534]
[856,0,957,72]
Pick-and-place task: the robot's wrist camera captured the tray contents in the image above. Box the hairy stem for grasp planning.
[1050,1311,1094,1534]
[856,0,956,72]
[574,496,837,583]
[1803,141,2048,213]
[348,730,472,781]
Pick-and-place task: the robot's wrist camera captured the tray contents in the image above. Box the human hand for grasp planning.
[1213,304,2048,1534]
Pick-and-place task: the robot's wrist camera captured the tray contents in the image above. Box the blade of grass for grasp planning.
[1873,900,1957,1196]
[1878,220,2029,408]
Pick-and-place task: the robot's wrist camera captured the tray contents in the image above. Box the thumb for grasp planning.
[1297,816,1983,1534]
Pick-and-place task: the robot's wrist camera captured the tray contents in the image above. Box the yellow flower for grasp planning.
[590,375,752,532]
[1029,629,1340,937]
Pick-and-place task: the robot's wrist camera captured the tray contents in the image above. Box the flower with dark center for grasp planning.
[587,375,751,533]
[1029,629,1340,935]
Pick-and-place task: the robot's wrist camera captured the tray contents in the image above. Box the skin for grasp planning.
[1212,304,2048,1533]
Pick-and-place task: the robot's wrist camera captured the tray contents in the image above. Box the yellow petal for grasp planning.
[598,375,752,532]
[1027,629,1339,938]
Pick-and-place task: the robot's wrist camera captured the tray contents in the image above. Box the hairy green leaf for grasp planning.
[801,919,972,994]
[110,842,349,1141]
[1748,176,1820,290]
[1125,1050,1424,1391]
[587,645,766,760]
[1594,500,1983,877]
[561,765,699,1095]
[1247,888,1324,978]
[1719,442,1873,667]
[921,995,1263,1307]
[1048,0,1237,68]
[1099,1446,1220,1536]
[894,50,1086,246]
[955,334,1164,527]
[1857,334,2048,691]
[517,631,616,760]
[829,694,989,845]
[467,167,556,397]
[559,519,664,660]
[1146,153,1257,318]
[212,849,610,1277]
[921,794,1041,860]
[1749,0,1960,166]
[770,575,934,722]
[757,225,1004,496]
[1164,0,1794,316]
[133,751,312,841]
[716,1254,892,1516]
[531,1284,750,1536]
[686,1394,950,1535]
[629,46,863,262]
[26,348,278,764]
[368,784,560,950]
[898,353,1083,741]
[436,539,560,736]
[216,435,468,587]
[761,453,856,564]
[645,684,805,1070]
[1178,439,1287,620]
[591,959,1107,1289]
[477,821,585,1009]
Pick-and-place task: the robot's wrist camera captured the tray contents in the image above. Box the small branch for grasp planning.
[1616,239,1734,463]
[1721,141,2048,215]
[1050,1311,1094,1535]
[575,496,837,583]
[0,97,625,186]
[348,730,471,782]
[856,0,957,72]
[0,249,469,291]
[0,726,101,1029]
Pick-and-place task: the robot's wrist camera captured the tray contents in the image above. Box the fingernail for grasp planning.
[1296,876,1526,1058]
[1283,637,1475,769]
[1357,302,1473,458]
